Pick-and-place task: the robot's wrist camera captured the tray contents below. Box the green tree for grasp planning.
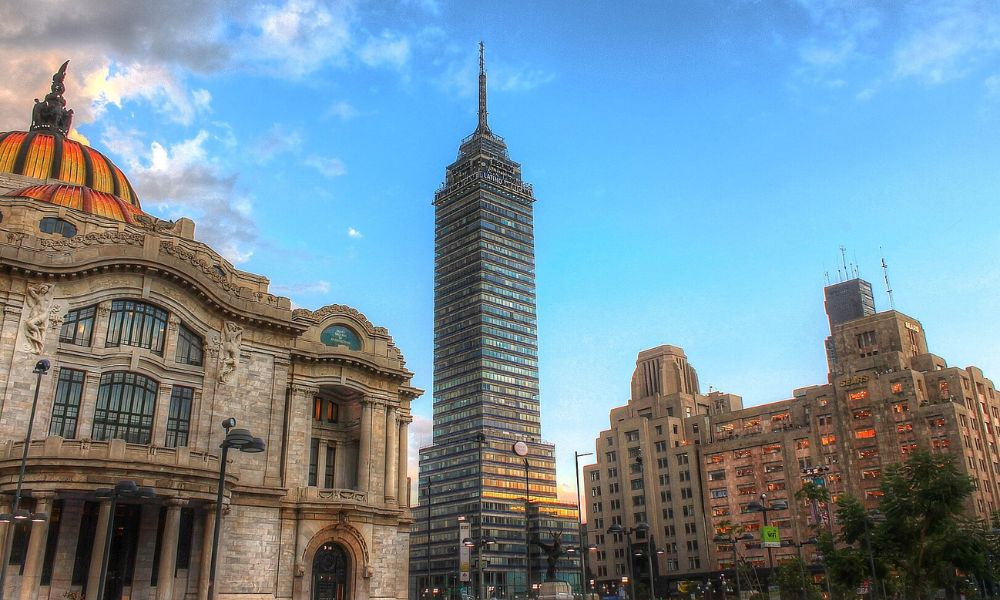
[876,450,984,598]
[774,556,823,600]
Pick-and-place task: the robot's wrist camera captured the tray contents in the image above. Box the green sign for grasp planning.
[761,525,781,548]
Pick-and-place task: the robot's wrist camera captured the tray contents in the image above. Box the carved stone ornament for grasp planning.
[21,283,54,354]
[48,304,63,330]
[38,230,144,250]
[30,60,74,137]
[218,321,243,384]
[134,213,176,233]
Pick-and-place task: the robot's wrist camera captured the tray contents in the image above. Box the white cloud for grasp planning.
[306,156,348,178]
[244,0,355,77]
[86,62,212,126]
[271,280,331,295]
[251,123,304,164]
[986,74,1000,99]
[347,227,363,238]
[102,127,257,264]
[326,100,361,120]
[358,31,411,69]
[892,2,1000,85]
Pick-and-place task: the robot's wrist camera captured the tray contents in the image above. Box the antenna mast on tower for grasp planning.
[881,250,895,309]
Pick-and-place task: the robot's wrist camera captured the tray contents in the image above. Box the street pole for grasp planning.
[207,439,230,600]
[479,434,487,600]
[575,451,594,598]
[0,359,49,600]
[863,516,880,600]
[525,457,531,598]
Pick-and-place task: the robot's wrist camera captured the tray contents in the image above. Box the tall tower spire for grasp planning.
[478,41,489,133]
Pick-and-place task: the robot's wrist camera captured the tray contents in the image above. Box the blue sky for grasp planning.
[3,0,1000,502]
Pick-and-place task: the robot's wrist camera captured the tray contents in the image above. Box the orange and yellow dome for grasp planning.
[0,61,146,224]
[0,131,141,210]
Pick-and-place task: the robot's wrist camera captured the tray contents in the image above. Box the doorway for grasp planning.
[312,542,350,600]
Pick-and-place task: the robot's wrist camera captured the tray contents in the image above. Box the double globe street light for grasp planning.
[746,493,788,591]
[712,531,753,599]
[463,535,497,600]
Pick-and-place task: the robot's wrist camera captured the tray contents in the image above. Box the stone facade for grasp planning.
[0,156,421,599]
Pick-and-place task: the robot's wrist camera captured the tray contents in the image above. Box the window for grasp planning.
[707,453,724,464]
[737,484,757,496]
[591,486,602,497]
[324,445,335,487]
[856,330,877,354]
[736,466,754,477]
[655,441,668,452]
[679,470,690,482]
[821,434,837,446]
[165,386,193,448]
[677,453,689,465]
[711,488,728,499]
[848,390,869,401]
[853,408,872,420]
[712,506,730,517]
[625,430,639,442]
[49,368,85,438]
[313,397,339,423]
[309,438,319,486]
[590,471,601,481]
[857,447,879,459]
[38,217,76,237]
[931,438,951,450]
[763,463,783,474]
[630,479,644,490]
[734,449,752,459]
[818,414,832,426]
[605,451,617,462]
[795,438,810,450]
[893,402,910,414]
[928,417,946,428]
[762,443,781,454]
[59,306,96,346]
[659,474,670,485]
[685,522,698,534]
[632,495,645,506]
[708,470,726,481]
[106,300,169,354]
[855,428,877,439]
[891,382,904,394]
[607,467,618,478]
[657,458,669,469]
[897,422,914,434]
[592,502,603,513]
[655,425,663,435]
[175,324,204,366]
[766,481,786,492]
[861,469,881,480]
[92,372,158,444]
[680,487,692,499]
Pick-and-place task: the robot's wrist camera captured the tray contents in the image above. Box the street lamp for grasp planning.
[465,535,497,600]
[94,480,155,600]
[788,538,817,596]
[513,441,531,598]
[713,532,753,599]
[575,450,594,598]
[207,418,265,600]
[608,522,654,600]
[862,509,885,600]
[746,493,788,592]
[0,358,50,600]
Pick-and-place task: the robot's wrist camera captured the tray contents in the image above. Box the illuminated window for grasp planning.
[762,443,781,454]
[821,434,837,446]
[717,423,735,433]
[939,380,950,396]
[855,428,877,440]
[848,390,869,401]
[734,449,752,459]
[795,438,810,450]
[900,443,919,455]
[736,466,754,477]
[771,412,790,422]
[766,481,786,492]
[932,438,951,449]
[865,489,884,500]
[712,506,730,517]
[763,463,783,474]
[743,417,761,428]
[861,469,881,480]
[737,485,757,496]
[891,382,904,394]
[897,423,913,434]
[857,447,878,459]
[707,453,724,464]
[853,408,872,419]
[928,417,946,428]
[893,402,910,414]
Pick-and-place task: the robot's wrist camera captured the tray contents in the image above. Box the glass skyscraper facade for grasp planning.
[410,46,578,600]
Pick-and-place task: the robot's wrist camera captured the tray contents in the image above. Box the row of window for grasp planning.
[60,300,204,366]
[51,368,191,447]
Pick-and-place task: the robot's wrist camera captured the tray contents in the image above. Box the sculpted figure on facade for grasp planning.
[21,283,53,354]
[219,321,243,383]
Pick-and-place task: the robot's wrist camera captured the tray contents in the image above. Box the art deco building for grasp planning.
[410,46,578,600]
[0,63,420,600]
[584,280,999,595]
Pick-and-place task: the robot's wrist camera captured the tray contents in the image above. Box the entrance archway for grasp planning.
[313,542,351,600]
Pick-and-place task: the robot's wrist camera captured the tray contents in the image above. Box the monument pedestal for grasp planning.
[537,580,573,600]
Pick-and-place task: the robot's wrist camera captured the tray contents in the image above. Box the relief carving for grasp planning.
[47,304,63,329]
[219,321,243,384]
[22,283,54,354]
[38,230,144,250]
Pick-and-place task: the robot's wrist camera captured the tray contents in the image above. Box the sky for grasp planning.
[2,0,1000,506]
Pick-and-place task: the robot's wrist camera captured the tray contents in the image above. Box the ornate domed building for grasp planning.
[0,63,420,600]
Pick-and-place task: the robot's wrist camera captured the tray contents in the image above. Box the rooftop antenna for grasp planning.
[852,250,860,278]
[839,245,848,282]
[881,248,895,309]
[477,41,490,134]
[824,271,830,285]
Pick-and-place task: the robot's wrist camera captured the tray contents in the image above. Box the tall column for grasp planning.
[358,398,373,493]
[385,406,399,504]
[198,507,215,600]
[397,416,411,506]
[86,499,113,600]
[19,493,54,600]
[156,499,185,600]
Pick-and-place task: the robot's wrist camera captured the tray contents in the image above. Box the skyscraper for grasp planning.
[410,44,578,600]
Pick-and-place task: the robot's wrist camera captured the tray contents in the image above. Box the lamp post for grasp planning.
[478,434,488,600]
[575,450,594,598]
[94,480,155,600]
[0,358,50,600]
[790,538,817,597]
[746,493,788,595]
[713,532,753,600]
[465,535,497,600]
[861,510,884,600]
[513,441,530,598]
[608,522,653,600]
[207,418,265,600]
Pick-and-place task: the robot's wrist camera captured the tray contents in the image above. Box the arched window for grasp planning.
[59,305,97,346]
[320,325,362,350]
[175,323,204,366]
[92,371,158,444]
[38,217,76,237]
[106,300,168,354]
